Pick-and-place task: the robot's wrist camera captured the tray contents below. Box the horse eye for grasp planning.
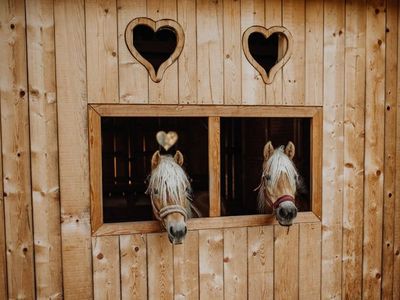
[154,189,158,195]
[264,174,271,181]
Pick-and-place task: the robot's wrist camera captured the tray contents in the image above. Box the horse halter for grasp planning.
[265,193,296,212]
[151,200,188,224]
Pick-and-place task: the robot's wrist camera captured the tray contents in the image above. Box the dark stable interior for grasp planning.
[248,32,284,75]
[132,24,177,73]
[101,117,311,223]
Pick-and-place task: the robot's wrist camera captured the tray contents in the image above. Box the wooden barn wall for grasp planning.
[0,0,399,299]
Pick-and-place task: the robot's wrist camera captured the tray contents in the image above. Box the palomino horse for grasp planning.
[257,141,300,226]
[147,150,194,244]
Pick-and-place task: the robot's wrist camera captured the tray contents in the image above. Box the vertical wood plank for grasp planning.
[92,236,121,300]
[54,0,93,297]
[299,223,321,300]
[248,226,273,300]
[178,0,197,104]
[342,1,366,298]
[147,0,179,104]
[118,0,148,103]
[223,0,241,105]
[120,234,147,300]
[282,0,305,105]
[209,117,220,217]
[274,224,299,300]
[305,0,323,106]
[363,1,386,298]
[199,229,223,300]
[86,0,119,103]
[174,231,199,300]
[147,232,173,300]
[197,0,224,104]
[0,93,7,300]
[265,0,283,105]
[311,109,323,219]
[26,0,63,298]
[321,0,345,298]
[241,0,265,105]
[0,0,35,298]
[382,0,398,297]
[223,228,247,300]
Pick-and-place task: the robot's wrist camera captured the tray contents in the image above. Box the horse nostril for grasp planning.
[169,226,174,235]
[287,210,293,219]
[184,226,187,234]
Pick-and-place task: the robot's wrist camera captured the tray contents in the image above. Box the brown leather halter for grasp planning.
[151,199,188,227]
[264,193,296,212]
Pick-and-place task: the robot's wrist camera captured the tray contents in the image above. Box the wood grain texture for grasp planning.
[86,0,119,103]
[0,0,35,298]
[223,0,241,105]
[199,229,223,300]
[26,0,63,298]
[241,0,265,105]
[54,0,93,297]
[311,109,323,219]
[118,0,148,103]
[305,0,323,106]
[147,232,173,300]
[282,0,305,105]
[120,234,147,300]
[248,226,273,300]
[299,223,321,300]
[321,1,345,299]
[178,0,197,104]
[342,1,366,298]
[363,1,386,298]
[197,0,224,104]
[223,228,247,300]
[274,224,299,300]
[92,236,121,300]
[147,0,179,104]
[382,0,398,297]
[208,117,220,217]
[173,231,199,300]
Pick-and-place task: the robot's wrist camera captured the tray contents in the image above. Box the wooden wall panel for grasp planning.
[274,224,299,300]
[199,229,223,300]
[178,0,197,104]
[26,0,63,298]
[321,0,345,298]
[223,0,241,105]
[362,0,386,298]
[282,0,305,105]
[118,0,149,103]
[147,0,179,104]
[248,226,273,300]
[92,236,121,299]
[299,223,321,300]
[241,0,265,105]
[54,0,93,297]
[0,0,35,298]
[342,0,366,298]
[197,0,224,104]
[223,228,247,300]
[120,234,148,300]
[173,231,199,299]
[147,233,173,299]
[86,0,119,103]
[382,0,398,297]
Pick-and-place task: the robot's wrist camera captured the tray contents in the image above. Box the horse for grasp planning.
[146,150,196,244]
[257,141,300,226]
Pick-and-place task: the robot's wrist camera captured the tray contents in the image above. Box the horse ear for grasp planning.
[285,141,295,160]
[174,150,184,166]
[263,141,274,161]
[151,151,161,170]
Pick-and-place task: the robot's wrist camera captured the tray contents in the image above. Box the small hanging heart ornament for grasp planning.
[125,17,185,83]
[242,26,293,84]
[156,131,178,151]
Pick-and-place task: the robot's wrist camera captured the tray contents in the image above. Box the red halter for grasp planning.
[265,193,296,211]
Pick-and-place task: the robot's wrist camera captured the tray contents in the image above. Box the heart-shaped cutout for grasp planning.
[156,131,178,151]
[125,17,185,83]
[242,26,293,84]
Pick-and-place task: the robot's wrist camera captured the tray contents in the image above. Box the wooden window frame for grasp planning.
[89,104,322,236]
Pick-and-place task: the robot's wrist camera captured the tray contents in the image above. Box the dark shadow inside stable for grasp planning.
[101,117,311,223]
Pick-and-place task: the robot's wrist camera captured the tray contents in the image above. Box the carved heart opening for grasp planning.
[156,131,178,151]
[242,26,293,84]
[125,18,185,83]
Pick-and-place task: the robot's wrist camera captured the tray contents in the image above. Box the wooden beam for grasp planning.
[208,117,220,217]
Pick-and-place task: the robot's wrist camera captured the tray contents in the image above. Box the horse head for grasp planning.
[258,141,299,226]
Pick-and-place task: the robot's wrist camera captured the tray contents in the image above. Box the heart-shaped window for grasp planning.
[125,18,185,83]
